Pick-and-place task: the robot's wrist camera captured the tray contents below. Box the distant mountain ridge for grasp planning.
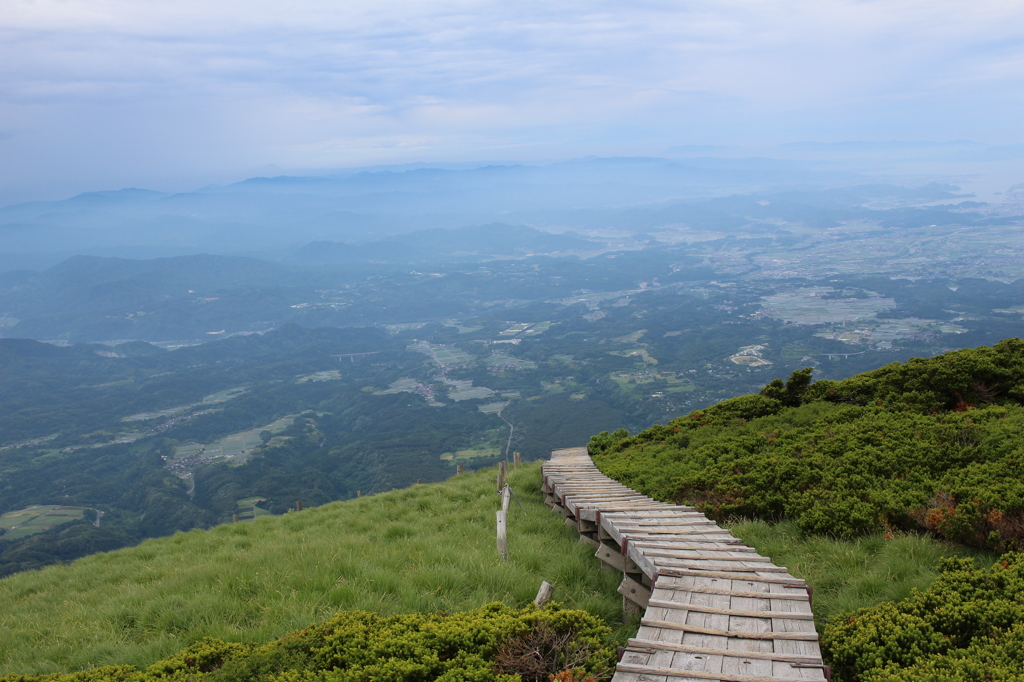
[0,156,864,263]
[293,223,596,263]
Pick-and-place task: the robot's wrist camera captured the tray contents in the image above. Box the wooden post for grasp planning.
[501,484,511,514]
[232,514,239,523]
[457,464,463,475]
[497,461,507,491]
[534,581,554,607]
[296,500,302,512]
[513,451,521,469]
[496,509,508,561]
[357,490,362,498]
[417,479,422,485]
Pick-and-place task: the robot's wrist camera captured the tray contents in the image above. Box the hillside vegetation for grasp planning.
[0,464,623,676]
[591,340,1024,680]
[591,339,1024,551]
[0,603,616,682]
[822,552,1024,681]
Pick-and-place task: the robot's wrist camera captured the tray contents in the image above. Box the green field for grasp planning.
[610,371,692,394]
[377,377,421,394]
[664,378,696,393]
[123,387,247,422]
[612,329,647,343]
[499,322,532,336]
[234,497,274,521]
[0,506,88,540]
[0,465,624,675]
[608,348,657,364]
[523,321,553,335]
[296,370,342,383]
[408,341,475,365]
[172,415,297,462]
[438,445,502,461]
[761,288,895,324]
[443,321,483,333]
[201,386,247,403]
[123,406,188,422]
[484,353,537,370]
[446,380,495,401]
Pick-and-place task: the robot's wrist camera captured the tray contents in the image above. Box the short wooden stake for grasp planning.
[296,500,302,512]
[496,509,508,561]
[534,581,554,607]
[497,461,508,490]
[357,490,362,498]
[457,464,463,475]
[501,484,511,514]
[417,478,422,484]
[232,514,239,523]
[513,451,521,469]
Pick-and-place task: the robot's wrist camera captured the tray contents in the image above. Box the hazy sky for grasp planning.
[2,0,1022,202]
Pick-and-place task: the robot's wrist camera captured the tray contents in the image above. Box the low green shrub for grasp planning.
[822,553,1024,681]
[0,603,615,682]
[590,340,1024,550]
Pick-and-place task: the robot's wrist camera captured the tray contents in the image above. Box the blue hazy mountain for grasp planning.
[0,157,860,264]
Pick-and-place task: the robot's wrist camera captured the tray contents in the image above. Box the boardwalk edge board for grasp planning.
[542,447,829,682]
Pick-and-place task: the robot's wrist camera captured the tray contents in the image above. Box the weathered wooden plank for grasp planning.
[657,567,806,586]
[614,662,814,682]
[641,550,774,562]
[595,543,643,573]
[639,620,819,641]
[651,584,807,601]
[619,574,652,608]
[625,639,822,664]
[651,558,791,573]
[645,599,815,620]
[603,509,702,517]
[631,540,757,553]
[613,515,716,525]
[579,504,683,521]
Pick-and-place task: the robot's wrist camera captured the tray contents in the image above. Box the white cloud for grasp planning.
[0,0,1021,199]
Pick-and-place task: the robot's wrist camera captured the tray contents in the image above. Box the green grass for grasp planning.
[0,464,625,676]
[728,519,996,630]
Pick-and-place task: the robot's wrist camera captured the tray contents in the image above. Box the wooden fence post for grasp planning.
[296,500,302,512]
[457,464,463,475]
[496,509,508,561]
[232,514,239,523]
[513,451,521,469]
[501,484,511,514]
[497,461,508,491]
[357,490,362,498]
[534,581,554,607]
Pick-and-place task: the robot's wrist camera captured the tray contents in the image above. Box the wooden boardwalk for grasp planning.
[542,447,829,682]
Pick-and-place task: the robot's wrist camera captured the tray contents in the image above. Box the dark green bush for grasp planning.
[590,340,1024,550]
[822,553,1024,681]
[0,603,615,682]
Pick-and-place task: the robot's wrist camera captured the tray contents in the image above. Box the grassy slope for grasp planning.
[729,520,994,630]
[0,453,998,676]
[0,464,624,676]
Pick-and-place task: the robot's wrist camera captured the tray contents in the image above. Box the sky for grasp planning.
[1,0,1022,203]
